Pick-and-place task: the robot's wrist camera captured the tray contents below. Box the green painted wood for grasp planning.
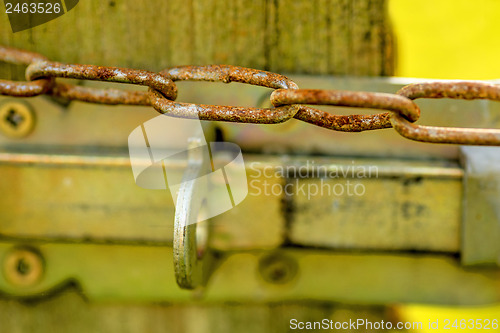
[0,289,397,333]
[0,0,393,78]
[0,2,397,331]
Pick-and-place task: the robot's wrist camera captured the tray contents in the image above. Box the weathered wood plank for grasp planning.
[0,0,393,76]
[0,289,397,333]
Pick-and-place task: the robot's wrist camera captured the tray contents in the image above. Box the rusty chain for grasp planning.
[1,45,500,145]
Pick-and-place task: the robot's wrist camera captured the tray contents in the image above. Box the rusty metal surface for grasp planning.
[161,65,299,89]
[392,82,500,145]
[398,81,500,100]
[150,65,300,124]
[0,46,46,64]
[26,61,178,102]
[50,83,152,106]
[0,46,53,97]
[271,89,420,132]
[150,89,300,124]
[1,45,500,145]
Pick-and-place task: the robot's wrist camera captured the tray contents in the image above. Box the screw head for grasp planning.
[0,101,36,139]
[3,247,44,287]
[258,252,298,285]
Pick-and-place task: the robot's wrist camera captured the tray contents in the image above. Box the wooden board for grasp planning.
[0,0,393,78]
[0,288,396,333]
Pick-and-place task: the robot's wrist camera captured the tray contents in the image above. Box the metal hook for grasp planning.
[173,138,214,289]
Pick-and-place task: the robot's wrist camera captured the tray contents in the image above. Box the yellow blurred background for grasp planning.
[389,0,500,80]
[389,0,500,331]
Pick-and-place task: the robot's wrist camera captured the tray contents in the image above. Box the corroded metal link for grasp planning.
[271,89,420,132]
[2,45,500,146]
[397,81,500,101]
[50,83,152,106]
[150,89,300,124]
[0,46,53,97]
[26,61,178,101]
[392,82,500,145]
[0,46,46,65]
[0,80,53,97]
[149,65,300,124]
[294,107,393,132]
[164,65,299,89]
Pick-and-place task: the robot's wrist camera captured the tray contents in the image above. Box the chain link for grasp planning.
[271,89,420,132]
[392,82,500,145]
[26,60,178,102]
[150,65,300,124]
[0,46,54,97]
[1,45,500,146]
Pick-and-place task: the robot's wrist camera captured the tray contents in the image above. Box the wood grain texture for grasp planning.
[0,0,393,78]
[0,2,396,331]
[0,289,398,333]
